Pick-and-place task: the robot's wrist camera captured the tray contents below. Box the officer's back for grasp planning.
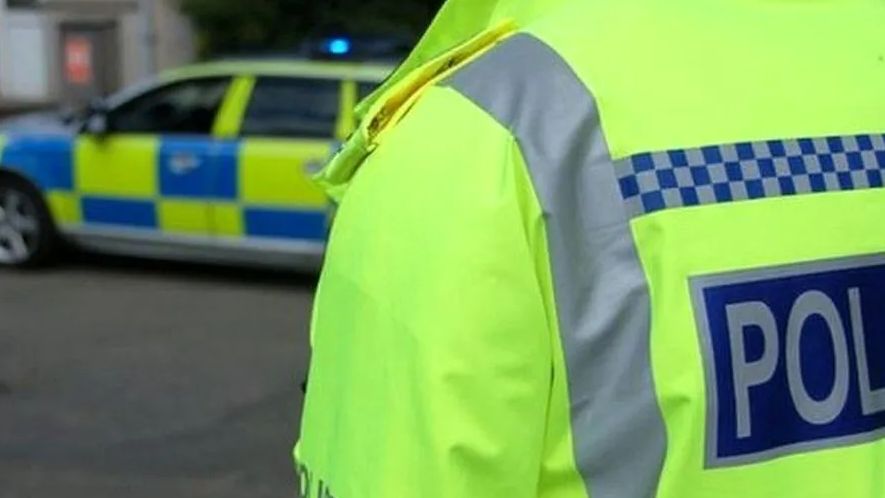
[297,1,885,497]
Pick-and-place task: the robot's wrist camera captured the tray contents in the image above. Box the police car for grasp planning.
[0,42,392,269]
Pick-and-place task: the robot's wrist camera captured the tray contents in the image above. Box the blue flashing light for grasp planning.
[327,38,352,56]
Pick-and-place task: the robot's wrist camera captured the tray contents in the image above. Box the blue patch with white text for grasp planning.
[692,255,885,467]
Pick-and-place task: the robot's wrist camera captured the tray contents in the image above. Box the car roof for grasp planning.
[161,59,395,84]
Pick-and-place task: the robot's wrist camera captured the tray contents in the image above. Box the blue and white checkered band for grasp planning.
[616,134,885,217]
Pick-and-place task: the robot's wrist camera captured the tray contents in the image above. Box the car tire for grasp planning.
[0,178,58,268]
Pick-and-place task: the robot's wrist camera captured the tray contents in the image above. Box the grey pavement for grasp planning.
[0,253,316,497]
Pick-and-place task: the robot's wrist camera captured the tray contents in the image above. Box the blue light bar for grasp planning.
[326,38,352,56]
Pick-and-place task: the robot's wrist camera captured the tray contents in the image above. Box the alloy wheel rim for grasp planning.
[0,188,40,264]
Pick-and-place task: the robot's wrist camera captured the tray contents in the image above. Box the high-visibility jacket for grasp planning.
[297,1,885,497]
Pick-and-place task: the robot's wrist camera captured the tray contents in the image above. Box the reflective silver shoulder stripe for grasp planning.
[444,34,667,498]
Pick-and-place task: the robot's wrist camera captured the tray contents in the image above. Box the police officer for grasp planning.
[297,0,885,496]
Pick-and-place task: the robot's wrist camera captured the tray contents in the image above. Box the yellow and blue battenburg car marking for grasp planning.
[1,132,331,242]
[0,133,81,226]
[0,52,392,267]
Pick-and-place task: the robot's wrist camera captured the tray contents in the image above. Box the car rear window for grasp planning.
[240,77,340,139]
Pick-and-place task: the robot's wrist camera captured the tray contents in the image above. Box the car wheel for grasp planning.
[0,179,56,268]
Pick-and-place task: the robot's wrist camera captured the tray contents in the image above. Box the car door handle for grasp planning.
[169,153,201,175]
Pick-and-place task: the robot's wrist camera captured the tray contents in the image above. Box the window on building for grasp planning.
[109,77,230,135]
[240,77,340,139]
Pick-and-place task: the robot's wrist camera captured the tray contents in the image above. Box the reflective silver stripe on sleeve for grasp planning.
[444,34,667,498]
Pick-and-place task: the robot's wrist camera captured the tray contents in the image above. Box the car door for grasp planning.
[76,77,231,239]
[217,76,341,248]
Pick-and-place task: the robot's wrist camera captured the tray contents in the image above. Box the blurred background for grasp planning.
[0,0,441,113]
[0,0,442,496]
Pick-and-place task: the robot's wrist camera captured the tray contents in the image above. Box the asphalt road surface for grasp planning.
[0,253,316,497]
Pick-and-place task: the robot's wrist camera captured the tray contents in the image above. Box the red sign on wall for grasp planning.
[64,36,93,85]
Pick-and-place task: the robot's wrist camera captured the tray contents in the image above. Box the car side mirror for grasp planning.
[85,112,109,135]
[82,98,110,136]
[59,107,77,126]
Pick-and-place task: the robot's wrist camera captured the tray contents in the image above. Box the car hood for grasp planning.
[0,111,77,135]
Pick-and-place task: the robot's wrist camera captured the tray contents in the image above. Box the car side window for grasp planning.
[240,77,340,139]
[109,77,231,135]
[358,81,380,101]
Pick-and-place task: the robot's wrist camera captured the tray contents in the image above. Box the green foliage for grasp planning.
[179,0,445,58]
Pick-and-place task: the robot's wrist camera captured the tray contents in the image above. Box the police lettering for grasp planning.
[726,288,885,439]
[695,257,885,465]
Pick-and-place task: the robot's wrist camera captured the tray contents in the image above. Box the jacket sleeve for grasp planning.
[296,85,555,498]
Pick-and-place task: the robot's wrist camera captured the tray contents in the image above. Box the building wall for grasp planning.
[0,4,54,109]
[0,0,195,111]
[152,0,195,73]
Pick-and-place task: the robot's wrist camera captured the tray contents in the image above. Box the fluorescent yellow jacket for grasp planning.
[298,1,885,497]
